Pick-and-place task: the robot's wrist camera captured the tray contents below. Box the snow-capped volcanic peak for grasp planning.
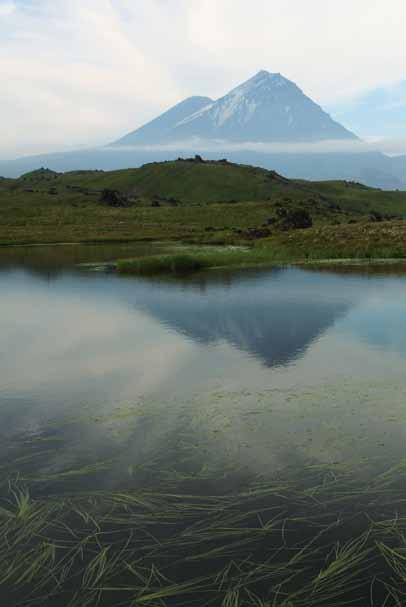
[114,70,357,145]
[237,70,291,92]
[177,70,296,130]
[210,71,297,128]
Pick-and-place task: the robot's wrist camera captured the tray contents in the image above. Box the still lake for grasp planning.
[1,244,406,605]
[1,245,406,482]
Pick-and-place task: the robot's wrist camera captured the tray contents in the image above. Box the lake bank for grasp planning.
[107,221,406,275]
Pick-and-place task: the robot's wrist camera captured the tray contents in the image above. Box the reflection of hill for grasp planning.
[0,243,157,276]
[130,269,352,368]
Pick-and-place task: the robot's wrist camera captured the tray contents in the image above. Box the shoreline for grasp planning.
[81,252,406,275]
[3,237,406,276]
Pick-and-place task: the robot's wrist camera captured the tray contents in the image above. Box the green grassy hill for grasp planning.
[10,161,299,205]
[7,158,406,214]
[2,158,406,248]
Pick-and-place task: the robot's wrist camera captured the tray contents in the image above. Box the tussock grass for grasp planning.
[117,247,289,275]
[116,222,406,276]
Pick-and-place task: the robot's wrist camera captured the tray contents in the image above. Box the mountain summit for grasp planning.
[114,70,357,145]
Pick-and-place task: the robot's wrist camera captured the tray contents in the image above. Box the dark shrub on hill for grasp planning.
[99,189,131,207]
[242,227,272,240]
[276,207,288,218]
[369,211,384,222]
[280,209,313,230]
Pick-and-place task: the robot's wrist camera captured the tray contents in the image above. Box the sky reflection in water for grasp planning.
[1,262,406,489]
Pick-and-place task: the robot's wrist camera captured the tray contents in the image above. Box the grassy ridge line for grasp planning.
[5,159,406,214]
[1,161,320,203]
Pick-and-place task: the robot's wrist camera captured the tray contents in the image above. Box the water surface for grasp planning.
[1,245,406,605]
[1,247,406,486]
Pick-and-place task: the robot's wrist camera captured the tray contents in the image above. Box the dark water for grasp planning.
[1,245,406,605]
[0,241,172,273]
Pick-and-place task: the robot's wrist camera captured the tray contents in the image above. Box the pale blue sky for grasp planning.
[1,0,406,157]
[328,82,406,140]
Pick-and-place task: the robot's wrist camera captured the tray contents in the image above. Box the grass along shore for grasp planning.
[115,221,406,275]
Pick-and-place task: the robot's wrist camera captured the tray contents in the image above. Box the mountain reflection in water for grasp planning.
[128,269,352,367]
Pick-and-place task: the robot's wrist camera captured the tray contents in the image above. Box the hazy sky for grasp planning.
[2,0,406,158]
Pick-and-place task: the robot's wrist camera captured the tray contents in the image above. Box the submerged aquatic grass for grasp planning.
[1,378,406,605]
[1,383,406,605]
[1,456,406,606]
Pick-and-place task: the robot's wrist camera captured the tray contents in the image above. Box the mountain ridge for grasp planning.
[113,70,357,145]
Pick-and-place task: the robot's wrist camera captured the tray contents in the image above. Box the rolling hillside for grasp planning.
[2,158,406,248]
[6,158,406,216]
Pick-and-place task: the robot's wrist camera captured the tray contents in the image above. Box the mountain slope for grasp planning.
[113,71,357,145]
[114,96,213,146]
